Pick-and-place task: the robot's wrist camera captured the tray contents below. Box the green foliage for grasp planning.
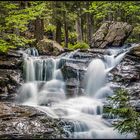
[0,39,15,52]
[69,32,77,44]
[69,42,89,50]
[0,1,46,53]
[107,88,140,138]
[44,24,56,33]
[68,43,74,50]
[0,1,140,52]
[3,33,35,47]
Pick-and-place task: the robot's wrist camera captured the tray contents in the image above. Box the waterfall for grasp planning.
[85,49,127,98]
[24,47,39,56]
[85,59,107,96]
[23,57,36,82]
[17,46,134,139]
[18,49,66,106]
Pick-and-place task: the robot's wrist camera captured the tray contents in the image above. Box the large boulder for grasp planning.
[37,38,64,55]
[91,21,133,48]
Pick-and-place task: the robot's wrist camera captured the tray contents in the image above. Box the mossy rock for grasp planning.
[37,38,64,56]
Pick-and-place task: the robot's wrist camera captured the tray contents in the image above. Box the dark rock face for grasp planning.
[0,50,23,101]
[0,102,71,139]
[0,55,22,69]
[109,54,140,102]
[0,69,23,101]
[37,38,64,55]
[91,21,133,48]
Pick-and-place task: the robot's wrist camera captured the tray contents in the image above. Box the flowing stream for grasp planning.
[17,46,135,139]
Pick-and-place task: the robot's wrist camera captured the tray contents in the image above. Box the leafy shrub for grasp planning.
[0,39,15,52]
[44,24,56,33]
[68,32,77,44]
[68,43,75,50]
[69,42,89,50]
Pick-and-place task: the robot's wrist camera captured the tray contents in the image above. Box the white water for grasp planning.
[17,47,134,139]
[85,59,107,96]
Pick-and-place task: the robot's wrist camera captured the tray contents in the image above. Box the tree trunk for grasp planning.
[81,16,84,42]
[20,1,28,9]
[55,21,62,44]
[86,13,93,45]
[64,12,68,48]
[34,17,44,43]
[76,17,83,42]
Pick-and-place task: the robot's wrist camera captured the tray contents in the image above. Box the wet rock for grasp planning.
[109,55,140,86]
[126,83,140,100]
[109,53,140,105]
[62,62,86,80]
[129,43,140,57]
[91,21,133,48]
[0,69,23,101]
[61,57,87,96]
[0,56,22,69]
[7,49,22,58]
[37,38,64,55]
[0,102,71,139]
[0,48,23,101]
[135,100,140,112]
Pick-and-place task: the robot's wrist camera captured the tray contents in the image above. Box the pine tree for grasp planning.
[0,1,46,52]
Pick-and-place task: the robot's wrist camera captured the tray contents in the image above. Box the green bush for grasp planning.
[44,24,56,33]
[68,43,75,50]
[69,32,77,44]
[107,88,140,139]
[69,42,89,50]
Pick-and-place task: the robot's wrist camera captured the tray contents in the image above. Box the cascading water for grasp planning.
[24,47,39,56]
[17,46,134,139]
[18,47,66,106]
[85,59,107,96]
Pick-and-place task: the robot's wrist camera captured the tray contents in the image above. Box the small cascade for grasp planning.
[67,49,80,58]
[17,45,135,139]
[23,57,36,82]
[24,47,39,56]
[23,57,63,82]
[104,51,126,69]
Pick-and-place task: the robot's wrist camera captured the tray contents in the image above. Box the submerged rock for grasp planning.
[91,21,133,48]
